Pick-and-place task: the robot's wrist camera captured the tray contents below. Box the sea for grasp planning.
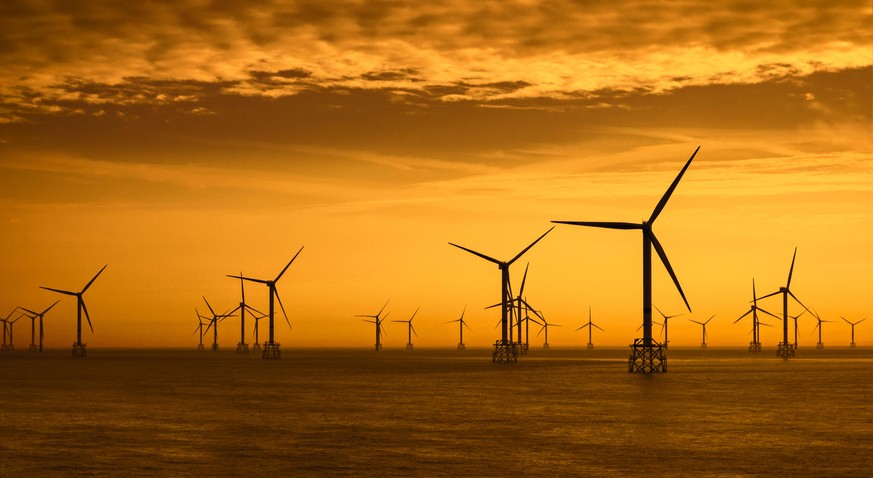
[1,346,872,477]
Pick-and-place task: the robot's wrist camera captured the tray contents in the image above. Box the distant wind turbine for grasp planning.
[576,306,604,349]
[226,274,267,355]
[40,265,107,357]
[689,315,715,349]
[202,297,235,352]
[841,316,866,348]
[811,310,831,349]
[757,248,811,358]
[536,312,560,349]
[227,246,303,359]
[18,301,59,352]
[392,307,419,350]
[357,299,389,351]
[449,227,553,363]
[192,308,209,351]
[553,146,699,373]
[734,279,779,352]
[445,306,471,350]
[654,305,683,349]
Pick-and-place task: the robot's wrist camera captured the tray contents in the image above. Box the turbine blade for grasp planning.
[81,265,107,293]
[508,227,553,265]
[275,288,291,330]
[81,300,94,333]
[650,232,691,312]
[519,263,529,297]
[275,246,304,282]
[756,290,782,301]
[44,300,60,314]
[202,297,216,316]
[226,274,270,285]
[449,242,501,265]
[787,291,811,314]
[409,307,419,322]
[654,304,668,319]
[40,286,77,297]
[551,221,641,230]
[378,299,390,317]
[786,247,797,288]
[648,146,700,223]
[593,324,605,332]
[734,309,752,323]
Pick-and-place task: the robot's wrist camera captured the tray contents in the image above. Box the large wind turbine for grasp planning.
[536,312,560,349]
[226,274,267,355]
[227,247,302,359]
[757,248,811,358]
[576,306,604,349]
[654,305,682,349]
[449,227,553,363]
[841,316,866,348]
[734,279,779,352]
[357,299,389,351]
[690,315,715,349]
[445,306,472,350]
[40,265,107,357]
[18,301,59,352]
[392,307,419,350]
[553,147,699,372]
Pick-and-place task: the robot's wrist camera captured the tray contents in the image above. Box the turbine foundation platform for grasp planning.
[457,343,466,350]
[628,338,666,373]
[211,343,219,352]
[543,343,550,350]
[29,344,37,352]
[517,343,528,356]
[406,343,414,350]
[374,343,382,351]
[236,342,249,354]
[492,341,518,364]
[748,341,762,352]
[262,342,281,359]
[197,343,204,351]
[5,344,14,351]
[0,344,7,351]
[251,342,261,352]
[587,343,594,349]
[776,341,796,358]
[816,342,824,349]
[71,342,87,358]
[700,343,708,349]
[850,342,857,348]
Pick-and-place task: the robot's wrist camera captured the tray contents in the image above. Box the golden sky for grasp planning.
[1,1,871,349]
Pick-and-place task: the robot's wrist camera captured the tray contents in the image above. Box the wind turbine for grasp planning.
[18,301,59,352]
[811,310,831,349]
[689,315,715,349]
[445,306,471,350]
[734,279,779,352]
[4,315,22,350]
[841,316,866,348]
[192,308,209,351]
[40,265,107,357]
[251,314,265,352]
[790,310,807,349]
[654,305,683,349]
[576,306,604,349]
[536,312,560,349]
[1,309,15,351]
[226,274,268,355]
[392,307,419,350]
[756,248,811,358]
[357,299,389,351]
[227,246,302,359]
[202,297,235,352]
[449,227,553,363]
[553,146,699,373]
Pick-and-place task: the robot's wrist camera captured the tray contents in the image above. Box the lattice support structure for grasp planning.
[457,343,466,350]
[748,341,762,352]
[251,342,261,352]
[262,342,281,359]
[72,342,87,358]
[776,341,796,358]
[236,342,249,354]
[492,341,518,364]
[517,343,528,356]
[816,342,824,349]
[406,343,414,350]
[628,338,666,373]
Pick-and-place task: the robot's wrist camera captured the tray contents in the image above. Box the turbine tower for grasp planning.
[40,265,107,357]
[654,305,682,349]
[18,301,59,352]
[392,307,419,350]
[449,227,553,363]
[202,297,235,352]
[192,308,209,351]
[4,316,22,350]
[536,312,560,349]
[227,246,302,359]
[226,275,267,355]
[841,316,866,348]
[757,248,811,359]
[734,279,779,352]
[690,315,715,349]
[576,306,604,349]
[553,146,699,373]
[445,306,471,350]
[1,309,15,351]
[357,299,389,351]
[811,310,831,349]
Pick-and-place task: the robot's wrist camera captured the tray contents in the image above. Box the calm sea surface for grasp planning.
[1,347,872,477]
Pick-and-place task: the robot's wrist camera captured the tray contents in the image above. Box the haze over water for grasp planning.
[2,348,872,476]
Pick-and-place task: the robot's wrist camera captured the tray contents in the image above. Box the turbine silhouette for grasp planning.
[18,301,59,352]
[654,305,683,349]
[392,307,419,350]
[40,265,107,357]
[576,306,604,349]
[757,248,811,358]
[841,316,866,348]
[811,309,831,349]
[357,299,389,351]
[734,279,779,352]
[690,315,715,349]
[553,146,699,373]
[445,306,472,350]
[202,297,235,352]
[226,274,268,355]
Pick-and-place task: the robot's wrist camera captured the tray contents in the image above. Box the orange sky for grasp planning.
[1,1,871,349]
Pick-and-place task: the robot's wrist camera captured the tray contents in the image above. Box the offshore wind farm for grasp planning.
[1,1,871,476]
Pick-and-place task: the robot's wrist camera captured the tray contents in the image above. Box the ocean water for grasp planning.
[1,347,872,477]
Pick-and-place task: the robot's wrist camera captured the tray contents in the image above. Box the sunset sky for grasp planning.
[1,1,871,349]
